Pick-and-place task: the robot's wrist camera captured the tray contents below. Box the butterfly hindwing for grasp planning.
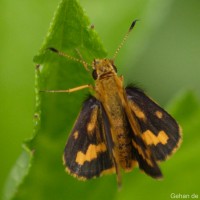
[130,128,163,178]
[63,96,115,180]
[126,86,182,161]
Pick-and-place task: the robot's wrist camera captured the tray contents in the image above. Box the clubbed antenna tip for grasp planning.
[48,47,59,53]
[129,19,139,32]
[113,19,139,60]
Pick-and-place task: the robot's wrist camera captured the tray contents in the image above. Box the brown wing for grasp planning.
[63,96,115,180]
[126,86,182,161]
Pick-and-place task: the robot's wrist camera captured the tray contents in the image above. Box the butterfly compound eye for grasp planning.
[113,65,117,73]
[92,70,98,80]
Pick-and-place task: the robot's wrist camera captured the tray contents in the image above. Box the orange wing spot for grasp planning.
[87,108,98,133]
[75,143,107,165]
[142,130,169,145]
[73,131,79,139]
[132,141,153,167]
[158,130,169,145]
[130,102,146,120]
[155,111,163,119]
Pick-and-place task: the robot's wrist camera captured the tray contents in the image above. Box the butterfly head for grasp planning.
[92,59,117,80]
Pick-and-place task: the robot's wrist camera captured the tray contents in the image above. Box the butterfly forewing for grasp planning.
[63,96,115,180]
[126,86,182,161]
[129,127,163,178]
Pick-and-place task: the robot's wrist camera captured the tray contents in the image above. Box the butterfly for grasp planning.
[44,20,182,187]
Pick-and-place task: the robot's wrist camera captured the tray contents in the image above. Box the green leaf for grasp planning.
[3,0,107,199]
[3,0,200,199]
[3,146,33,200]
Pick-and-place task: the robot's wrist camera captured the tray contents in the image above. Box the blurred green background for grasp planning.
[0,0,200,199]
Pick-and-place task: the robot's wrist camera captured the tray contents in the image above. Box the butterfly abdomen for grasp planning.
[115,130,133,169]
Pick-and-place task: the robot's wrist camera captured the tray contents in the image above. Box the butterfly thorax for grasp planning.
[94,59,133,170]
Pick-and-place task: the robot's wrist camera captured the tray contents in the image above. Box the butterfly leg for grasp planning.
[40,84,94,93]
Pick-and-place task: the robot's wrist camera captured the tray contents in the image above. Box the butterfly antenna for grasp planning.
[113,19,139,60]
[47,47,91,71]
